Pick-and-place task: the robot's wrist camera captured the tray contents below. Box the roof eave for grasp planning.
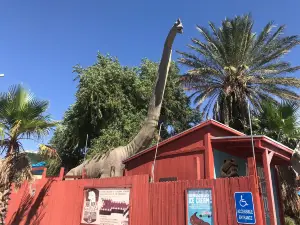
[123,119,245,163]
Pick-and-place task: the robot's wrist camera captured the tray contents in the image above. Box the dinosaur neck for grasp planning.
[124,29,178,157]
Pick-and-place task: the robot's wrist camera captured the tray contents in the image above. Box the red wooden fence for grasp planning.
[5,175,263,225]
[149,176,262,225]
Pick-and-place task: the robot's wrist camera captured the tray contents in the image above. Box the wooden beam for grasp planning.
[262,149,277,225]
[195,157,201,180]
[204,133,214,179]
[268,151,274,165]
[247,157,255,176]
[58,167,65,181]
[249,175,265,225]
[42,167,47,179]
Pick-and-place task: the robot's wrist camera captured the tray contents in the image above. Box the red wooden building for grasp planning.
[123,119,293,225]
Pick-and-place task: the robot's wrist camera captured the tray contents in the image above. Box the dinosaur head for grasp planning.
[173,18,183,34]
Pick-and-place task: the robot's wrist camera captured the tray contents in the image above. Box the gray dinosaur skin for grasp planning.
[291,142,300,175]
[66,19,183,178]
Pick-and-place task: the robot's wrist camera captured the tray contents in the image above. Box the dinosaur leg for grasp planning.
[112,166,123,177]
[110,166,116,177]
[100,173,110,178]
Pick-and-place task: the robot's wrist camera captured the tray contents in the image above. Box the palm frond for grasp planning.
[177,14,300,129]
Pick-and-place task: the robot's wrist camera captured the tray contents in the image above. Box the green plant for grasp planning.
[177,14,300,131]
[285,216,296,225]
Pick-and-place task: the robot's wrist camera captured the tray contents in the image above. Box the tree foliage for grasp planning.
[0,85,56,156]
[251,100,300,149]
[50,54,201,171]
[0,85,56,223]
[177,14,300,131]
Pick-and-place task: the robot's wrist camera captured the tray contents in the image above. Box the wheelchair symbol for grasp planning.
[239,195,248,207]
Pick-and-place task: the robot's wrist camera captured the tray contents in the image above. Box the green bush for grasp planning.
[285,216,296,225]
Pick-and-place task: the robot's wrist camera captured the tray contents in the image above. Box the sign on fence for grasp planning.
[81,188,130,225]
[234,192,256,224]
[186,188,214,225]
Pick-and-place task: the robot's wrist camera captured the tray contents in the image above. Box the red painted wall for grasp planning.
[125,123,242,181]
[6,175,263,225]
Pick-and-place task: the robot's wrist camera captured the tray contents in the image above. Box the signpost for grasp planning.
[234,192,256,224]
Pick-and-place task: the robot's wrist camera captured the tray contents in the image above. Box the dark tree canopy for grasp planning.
[50,54,201,170]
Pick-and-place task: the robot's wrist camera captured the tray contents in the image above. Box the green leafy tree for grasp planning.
[177,14,300,131]
[0,85,56,223]
[252,100,299,148]
[50,54,201,171]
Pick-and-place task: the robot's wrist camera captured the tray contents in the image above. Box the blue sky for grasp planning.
[0,0,299,151]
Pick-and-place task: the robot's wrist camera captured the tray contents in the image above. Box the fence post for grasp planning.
[250,175,265,225]
[82,168,86,179]
[204,133,214,179]
[42,167,47,179]
[58,167,65,181]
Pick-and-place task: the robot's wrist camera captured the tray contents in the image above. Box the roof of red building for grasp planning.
[123,119,245,163]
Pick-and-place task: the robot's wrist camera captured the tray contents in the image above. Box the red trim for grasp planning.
[64,175,82,179]
[123,120,244,163]
[157,146,205,158]
[212,136,292,162]
[195,157,201,180]
[31,166,45,171]
[204,133,214,179]
[261,136,293,153]
[262,149,277,225]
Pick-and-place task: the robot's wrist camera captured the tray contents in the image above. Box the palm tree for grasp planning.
[253,100,299,148]
[0,85,56,224]
[177,14,300,131]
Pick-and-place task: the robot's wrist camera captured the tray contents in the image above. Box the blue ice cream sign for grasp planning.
[187,189,213,225]
[234,192,256,224]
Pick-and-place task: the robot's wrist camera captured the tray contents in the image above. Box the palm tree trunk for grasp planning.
[0,160,14,225]
[0,182,12,224]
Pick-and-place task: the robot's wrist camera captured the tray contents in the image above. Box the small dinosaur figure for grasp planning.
[66,19,183,178]
[220,159,239,178]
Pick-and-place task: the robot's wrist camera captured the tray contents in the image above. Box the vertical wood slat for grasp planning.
[5,175,260,225]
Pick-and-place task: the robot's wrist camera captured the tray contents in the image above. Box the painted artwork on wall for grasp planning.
[81,188,130,225]
[186,188,214,225]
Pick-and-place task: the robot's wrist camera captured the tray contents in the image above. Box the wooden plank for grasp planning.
[274,166,285,225]
[262,149,278,225]
[204,133,215,179]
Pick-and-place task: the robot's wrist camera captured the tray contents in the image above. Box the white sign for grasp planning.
[81,188,130,225]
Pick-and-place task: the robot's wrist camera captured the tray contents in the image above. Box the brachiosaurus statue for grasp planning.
[291,141,300,175]
[66,18,183,178]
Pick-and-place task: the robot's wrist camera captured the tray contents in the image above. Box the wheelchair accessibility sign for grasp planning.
[234,192,256,224]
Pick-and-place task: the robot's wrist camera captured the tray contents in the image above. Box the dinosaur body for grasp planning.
[66,19,183,178]
[291,142,300,175]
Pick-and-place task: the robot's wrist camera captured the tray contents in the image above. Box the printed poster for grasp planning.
[187,189,213,225]
[81,188,130,225]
